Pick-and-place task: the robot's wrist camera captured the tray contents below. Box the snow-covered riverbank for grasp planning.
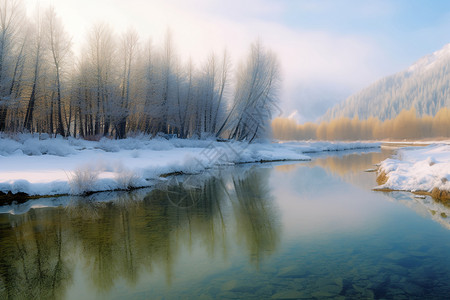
[375,144,450,200]
[0,134,380,197]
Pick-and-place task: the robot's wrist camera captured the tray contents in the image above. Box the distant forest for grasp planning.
[0,0,280,141]
[273,108,450,141]
[322,44,450,122]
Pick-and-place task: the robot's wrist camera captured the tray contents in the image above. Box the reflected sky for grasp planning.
[271,164,389,240]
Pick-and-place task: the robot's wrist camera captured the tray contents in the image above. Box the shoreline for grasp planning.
[0,157,312,205]
[373,185,450,203]
[375,144,450,202]
[0,135,379,201]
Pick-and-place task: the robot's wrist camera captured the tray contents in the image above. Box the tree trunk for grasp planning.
[55,69,65,136]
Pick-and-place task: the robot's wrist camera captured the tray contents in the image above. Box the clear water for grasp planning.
[2,148,450,299]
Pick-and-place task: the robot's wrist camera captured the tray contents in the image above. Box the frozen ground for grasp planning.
[376,144,450,193]
[0,133,380,196]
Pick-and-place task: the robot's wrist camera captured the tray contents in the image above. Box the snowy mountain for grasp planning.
[322,44,450,121]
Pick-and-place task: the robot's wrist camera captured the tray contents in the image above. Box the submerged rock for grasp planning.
[276,266,308,278]
[271,290,309,299]
[221,280,238,291]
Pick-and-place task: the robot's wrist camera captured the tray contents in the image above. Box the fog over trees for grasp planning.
[0,1,280,141]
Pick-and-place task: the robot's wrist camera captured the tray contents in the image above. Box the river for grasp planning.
[1,147,450,299]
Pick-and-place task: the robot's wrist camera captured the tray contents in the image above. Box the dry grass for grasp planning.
[376,170,388,185]
[114,169,140,190]
[68,166,99,195]
[374,168,450,203]
[431,188,450,203]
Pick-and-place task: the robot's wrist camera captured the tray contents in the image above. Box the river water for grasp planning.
[2,147,450,299]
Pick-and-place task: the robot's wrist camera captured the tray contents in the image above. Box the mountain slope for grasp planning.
[322,44,450,121]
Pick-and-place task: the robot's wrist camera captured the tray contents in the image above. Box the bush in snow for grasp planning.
[69,166,100,195]
[114,167,142,190]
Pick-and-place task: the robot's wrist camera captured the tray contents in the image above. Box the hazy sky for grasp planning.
[25,0,450,122]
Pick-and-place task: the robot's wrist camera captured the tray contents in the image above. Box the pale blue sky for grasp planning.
[280,1,450,62]
[27,0,450,122]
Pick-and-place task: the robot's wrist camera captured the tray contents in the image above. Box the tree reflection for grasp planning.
[230,168,280,267]
[0,209,72,300]
[0,167,280,297]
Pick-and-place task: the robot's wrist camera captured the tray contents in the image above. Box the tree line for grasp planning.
[0,0,280,141]
[273,107,450,141]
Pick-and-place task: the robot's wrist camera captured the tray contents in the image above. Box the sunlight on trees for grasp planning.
[272,107,450,141]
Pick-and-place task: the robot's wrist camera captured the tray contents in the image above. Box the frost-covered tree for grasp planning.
[211,49,230,134]
[140,39,158,134]
[172,58,193,138]
[116,28,138,139]
[23,5,45,133]
[323,43,450,122]
[85,22,117,136]
[0,0,25,131]
[156,29,176,134]
[0,1,282,141]
[218,40,280,141]
[195,51,229,136]
[44,6,71,136]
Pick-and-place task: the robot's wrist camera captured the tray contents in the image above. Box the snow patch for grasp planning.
[376,144,450,193]
[0,135,380,196]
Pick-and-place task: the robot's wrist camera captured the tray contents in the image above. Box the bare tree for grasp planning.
[211,49,230,134]
[140,39,157,134]
[0,0,24,131]
[45,6,72,136]
[23,5,44,133]
[0,2,282,141]
[217,40,280,141]
[158,29,175,134]
[116,28,138,139]
[176,58,194,138]
[85,22,117,136]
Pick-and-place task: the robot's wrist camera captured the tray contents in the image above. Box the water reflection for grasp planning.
[308,149,389,191]
[275,149,389,193]
[310,149,386,177]
[230,170,280,267]
[0,209,72,300]
[4,148,450,299]
[307,148,450,232]
[0,167,280,298]
[306,149,450,232]
[383,191,450,231]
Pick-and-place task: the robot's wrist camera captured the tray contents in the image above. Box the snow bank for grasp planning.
[375,144,450,194]
[0,134,380,197]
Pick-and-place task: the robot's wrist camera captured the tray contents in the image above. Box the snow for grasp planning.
[407,43,450,74]
[376,144,450,193]
[0,133,380,197]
